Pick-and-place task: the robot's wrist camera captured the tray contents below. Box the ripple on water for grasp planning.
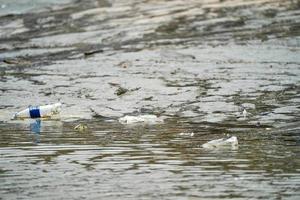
[1,0,300,199]
[0,118,300,199]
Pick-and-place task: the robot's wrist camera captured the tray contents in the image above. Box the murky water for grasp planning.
[0,0,300,199]
[1,118,300,199]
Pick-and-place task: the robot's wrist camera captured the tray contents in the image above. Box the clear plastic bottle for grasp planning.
[12,103,62,119]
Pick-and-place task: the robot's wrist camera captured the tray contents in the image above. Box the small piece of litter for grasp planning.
[202,136,238,149]
[119,115,163,125]
[179,132,194,137]
[243,109,247,118]
[74,124,88,132]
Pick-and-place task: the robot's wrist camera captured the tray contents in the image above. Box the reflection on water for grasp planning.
[29,119,41,143]
[30,119,41,134]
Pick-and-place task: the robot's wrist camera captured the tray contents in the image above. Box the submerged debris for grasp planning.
[202,136,238,150]
[3,58,31,65]
[119,115,164,125]
[143,96,153,101]
[84,49,103,57]
[108,82,120,87]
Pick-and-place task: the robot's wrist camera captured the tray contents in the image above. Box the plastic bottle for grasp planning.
[12,103,62,119]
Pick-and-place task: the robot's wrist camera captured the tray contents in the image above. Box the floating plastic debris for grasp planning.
[202,136,238,149]
[74,123,88,132]
[12,103,62,119]
[179,132,194,137]
[242,108,247,118]
[119,115,163,125]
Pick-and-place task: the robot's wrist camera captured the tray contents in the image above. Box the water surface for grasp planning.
[0,0,300,199]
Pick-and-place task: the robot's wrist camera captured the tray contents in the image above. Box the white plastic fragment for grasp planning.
[179,132,194,137]
[202,136,238,149]
[242,109,247,118]
[12,103,62,119]
[118,115,163,125]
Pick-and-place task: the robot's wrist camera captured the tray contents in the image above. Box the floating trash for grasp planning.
[119,115,163,125]
[74,123,88,132]
[179,132,194,137]
[236,107,249,120]
[242,108,247,118]
[12,103,62,119]
[202,136,238,149]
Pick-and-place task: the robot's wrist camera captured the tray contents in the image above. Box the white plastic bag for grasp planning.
[202,136,238,149]
[119,115,163,125]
